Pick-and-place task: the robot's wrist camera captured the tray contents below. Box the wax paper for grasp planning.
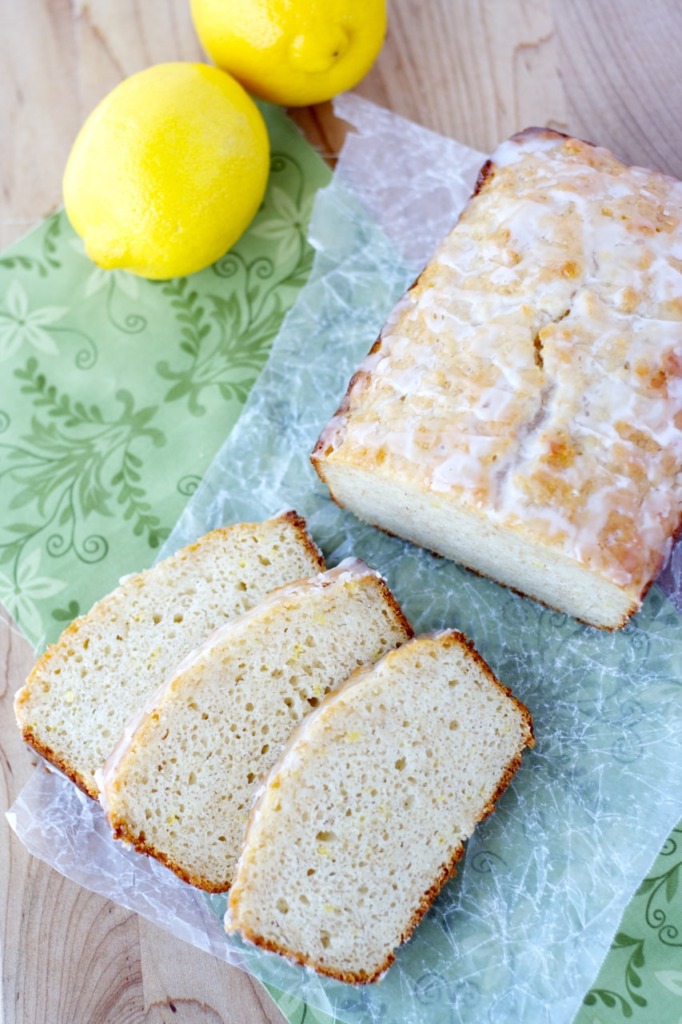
[0,104,330,651]
[8,96,682,1024]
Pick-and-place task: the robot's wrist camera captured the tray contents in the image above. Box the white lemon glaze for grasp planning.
[96,558,378,809]
[318,129,682,592]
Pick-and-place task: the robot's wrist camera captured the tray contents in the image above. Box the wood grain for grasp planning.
[553,0,682,176]
[353,0,568,149]
[2,2,682,1022]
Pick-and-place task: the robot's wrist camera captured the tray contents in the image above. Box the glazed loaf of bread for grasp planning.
[14,511,325,797]
[98,560,413,891]
[227,630,534,982]
[312,129,682,629]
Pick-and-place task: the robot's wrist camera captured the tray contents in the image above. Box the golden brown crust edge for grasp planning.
[108,817,232,892]
[309,130,648,631]
[276,508,327,574]
[231,920,400,984]
[19,722,97,800]
[232,630,534,984]
[310,338,382,480]
[440,630,534,749]
[14,511,326,797]
[361,568,415,645]
[14,616,100,798]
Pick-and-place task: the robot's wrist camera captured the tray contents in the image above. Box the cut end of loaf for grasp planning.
[227,630,533,982]
[313,458,640,631]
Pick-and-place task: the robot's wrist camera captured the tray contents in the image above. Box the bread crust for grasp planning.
[229,630,534,983]
[15,511,327,796]
[108,819,232,892]
[19,722,95,798]
[99,560,413,891]
[16,617,99,798]
[276,509,326,574]
[311,125,675,622]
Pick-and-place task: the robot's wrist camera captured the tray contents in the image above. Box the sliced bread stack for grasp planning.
[227,630,534,982]
[14,511,325,798]
[98,559,413,891]
[16,506,534,980]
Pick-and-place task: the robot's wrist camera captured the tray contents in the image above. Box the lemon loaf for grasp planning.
[227,630,534,982]
[14,511,325,798]
[98,560,412,891]
[312,128,682,629]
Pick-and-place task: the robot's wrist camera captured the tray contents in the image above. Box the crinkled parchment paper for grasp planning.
[9,96,682,1024]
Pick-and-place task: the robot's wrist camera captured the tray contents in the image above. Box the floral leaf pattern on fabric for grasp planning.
[0,105,331,649]
[1,362,167,576]
[155,152,315,417]
[0,281,66,360]
[0,548,65,640]
[580,827,682,1022]
[0,213,62,279]
[74,249,147,336]
[153,276,271,414]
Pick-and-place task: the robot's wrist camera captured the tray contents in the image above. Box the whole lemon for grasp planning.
[63,62,270,279]
[189,0,387,106]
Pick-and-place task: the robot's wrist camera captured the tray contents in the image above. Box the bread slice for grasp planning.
[312,128,682,629]
[98,560,413,892]
[14,511,325,798]
[227,631,534,983]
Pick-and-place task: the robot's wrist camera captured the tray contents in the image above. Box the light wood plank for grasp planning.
[0,0,81,248]
[3,2,682,1022]
[553,0,682,175]
[139,917,286,1024]
[72,0,204,109]
[350,0,567,149]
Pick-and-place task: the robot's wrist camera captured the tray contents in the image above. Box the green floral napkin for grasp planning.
[0,104,330,650]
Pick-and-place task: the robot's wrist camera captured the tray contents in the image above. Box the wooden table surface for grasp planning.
[2,2,682,1022]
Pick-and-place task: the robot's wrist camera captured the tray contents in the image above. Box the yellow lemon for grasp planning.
[189,0,387,106]
[63,62,270,279]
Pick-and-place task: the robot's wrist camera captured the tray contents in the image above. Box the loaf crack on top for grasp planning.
[312,128,682,629]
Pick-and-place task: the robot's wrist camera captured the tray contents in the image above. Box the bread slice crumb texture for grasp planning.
[227,631,533,983]
[99,559,412,891]
[14,511,325,798]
